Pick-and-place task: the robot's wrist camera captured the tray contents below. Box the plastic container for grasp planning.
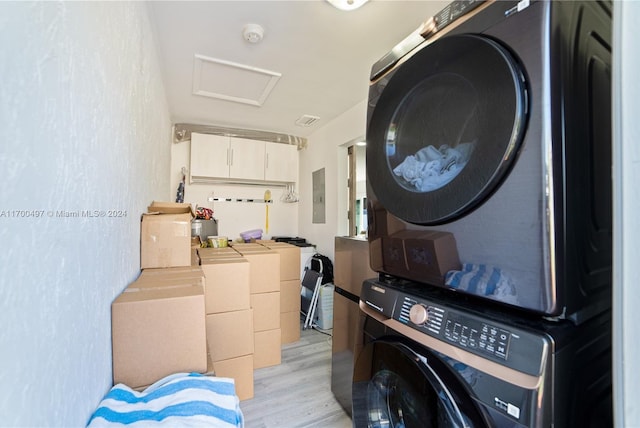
[240,229,263,242]
[207,236,229,248]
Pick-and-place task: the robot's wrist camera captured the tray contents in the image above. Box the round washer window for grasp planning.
[367,34,528,225]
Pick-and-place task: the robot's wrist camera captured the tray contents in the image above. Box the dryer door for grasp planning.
[367,34,528,225]
[352,338,489,428]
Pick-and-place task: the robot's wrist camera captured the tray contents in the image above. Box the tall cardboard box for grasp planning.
[112,283,207,389]
[281,311,301,344]
[201,258,251,314]
[280,279,300,313]
[205,310,254,362]
[140,202,193,269]
[263,243,301,344]
[211,355,255,401]
[235,250,280,294]
[250,292,280,332]
[254,329,282,369]
[262,242,301,281]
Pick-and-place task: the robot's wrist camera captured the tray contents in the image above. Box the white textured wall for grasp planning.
[0,2,171,426]
[298,101,367,260]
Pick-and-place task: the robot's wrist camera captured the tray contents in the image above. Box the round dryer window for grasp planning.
[367,34,528,225]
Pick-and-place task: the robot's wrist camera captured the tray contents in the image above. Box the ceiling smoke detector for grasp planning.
[327,0,369,11]
[243,24,264,44]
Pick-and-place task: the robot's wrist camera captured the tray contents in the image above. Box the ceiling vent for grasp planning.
[295,114,321,127]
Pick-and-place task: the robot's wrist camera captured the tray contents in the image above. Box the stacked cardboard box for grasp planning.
[111,266,207,389]
[260,242,301,344]
[199,253,255,401]
[232,245,282,369]
[140,202,194,269]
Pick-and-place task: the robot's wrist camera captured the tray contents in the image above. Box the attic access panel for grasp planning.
[192,54,282,106]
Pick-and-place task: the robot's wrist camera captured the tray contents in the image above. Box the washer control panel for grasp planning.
[398,295,510,360]
[358,279,548,376]
[434,0,484,31]
[443,312,511,360]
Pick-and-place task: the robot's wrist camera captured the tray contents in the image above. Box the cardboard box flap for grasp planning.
[146,201,195,217]
[116,284,204,302]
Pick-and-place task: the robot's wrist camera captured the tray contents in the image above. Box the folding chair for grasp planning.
[300,268,323,330]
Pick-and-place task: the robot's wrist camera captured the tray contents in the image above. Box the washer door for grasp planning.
[352,338,488,428]
[367,34,528,225]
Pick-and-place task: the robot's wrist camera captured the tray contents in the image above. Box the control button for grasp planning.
[419,16,438,39]
[409,304,429,325]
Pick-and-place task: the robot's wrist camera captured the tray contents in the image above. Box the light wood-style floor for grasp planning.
[240,325,352,427]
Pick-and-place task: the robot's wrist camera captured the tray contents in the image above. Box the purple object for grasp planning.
[240,229,263,242]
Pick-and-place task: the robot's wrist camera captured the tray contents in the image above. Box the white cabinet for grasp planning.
[229,137,265,181]
[190,133,229,179]
[190,132,297,183]
[265,142,298,183]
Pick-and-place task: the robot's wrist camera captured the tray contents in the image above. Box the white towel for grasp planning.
[87,373,244,428]
[392,142,474,191]
[445,263,519,305]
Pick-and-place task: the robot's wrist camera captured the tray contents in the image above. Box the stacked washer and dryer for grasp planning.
[352,1,613,427]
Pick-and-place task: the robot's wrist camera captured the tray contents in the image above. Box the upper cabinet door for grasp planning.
[190,133,230,179]
[265,142,298,182]
[190,134,297,183]
[229,137,266,181]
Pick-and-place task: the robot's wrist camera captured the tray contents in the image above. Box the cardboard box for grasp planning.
[211,355,255,401]
[206,310,254,362]
[134,267,205,290]
[141,266,204,275]
[334,236,378,296]
[199,255,245,264]
[237,251,280,294]
[230,243,265,251]
[382,230,460,286]
[112,284,207,389]
[280,279,300,313]
[139,266,205,281]
[250,292,280,332]
[256,239,275,244]
[198,247,241,258]
[147,201,195,215]
[141,202,193,269]
[280,311,301,344]
[200,258,251,314]
[254,329,281,369]
[262,243,301,281]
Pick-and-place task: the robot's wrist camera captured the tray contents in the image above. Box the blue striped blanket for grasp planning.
[87,373,244,427]
[445,263,519,305]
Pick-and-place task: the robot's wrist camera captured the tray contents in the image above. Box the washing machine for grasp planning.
[352,278,612,427]
[366,0,613,322]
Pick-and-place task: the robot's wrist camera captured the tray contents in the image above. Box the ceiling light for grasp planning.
[327,0,369,11]
[242,24,264,44]
[356,141,367,146]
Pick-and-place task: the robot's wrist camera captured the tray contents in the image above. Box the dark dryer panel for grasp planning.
[365,0,612,322]
[553,1,613,322]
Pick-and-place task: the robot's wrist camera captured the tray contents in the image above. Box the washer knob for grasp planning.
[409,304,429,325]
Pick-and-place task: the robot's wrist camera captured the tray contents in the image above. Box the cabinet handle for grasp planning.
[230,148,234,166]
[226,148,230,166]
[266,153,269,169]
